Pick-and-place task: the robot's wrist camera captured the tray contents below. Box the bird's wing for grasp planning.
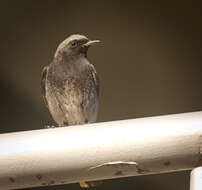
[88,64,100,96]
[41,66,49,107]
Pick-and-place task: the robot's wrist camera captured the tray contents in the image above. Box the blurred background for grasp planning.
[0,0,202,189]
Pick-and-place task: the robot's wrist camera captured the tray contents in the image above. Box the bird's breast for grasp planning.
[46,60,99,125]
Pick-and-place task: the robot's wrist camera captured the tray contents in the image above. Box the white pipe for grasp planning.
[190,167,202,190]
[0,111,202,189]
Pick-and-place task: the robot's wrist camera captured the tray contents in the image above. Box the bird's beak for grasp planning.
[83,40,100,47]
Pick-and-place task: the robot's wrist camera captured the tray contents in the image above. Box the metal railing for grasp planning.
[0,111,202,189]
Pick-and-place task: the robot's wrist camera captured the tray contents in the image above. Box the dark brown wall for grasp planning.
[0,1,201,189]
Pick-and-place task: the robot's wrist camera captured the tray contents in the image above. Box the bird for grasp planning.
[41,34,101,188]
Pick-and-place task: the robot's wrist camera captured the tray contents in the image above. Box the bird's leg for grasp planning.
[79,181,102,188]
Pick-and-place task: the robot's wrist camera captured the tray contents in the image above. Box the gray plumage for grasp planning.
[41,34,100,127]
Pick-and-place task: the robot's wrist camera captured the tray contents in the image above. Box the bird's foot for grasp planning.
[79,181,102,188]
[44,125,56,129]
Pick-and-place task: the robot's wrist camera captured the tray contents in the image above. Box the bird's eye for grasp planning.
[71,40,78,47]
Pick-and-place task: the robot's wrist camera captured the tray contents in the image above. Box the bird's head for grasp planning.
[54,34,100,58]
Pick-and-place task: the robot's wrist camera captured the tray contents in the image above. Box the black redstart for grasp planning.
[41,34,101,187]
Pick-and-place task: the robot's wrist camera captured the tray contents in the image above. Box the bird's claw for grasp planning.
[44,125,56,129]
